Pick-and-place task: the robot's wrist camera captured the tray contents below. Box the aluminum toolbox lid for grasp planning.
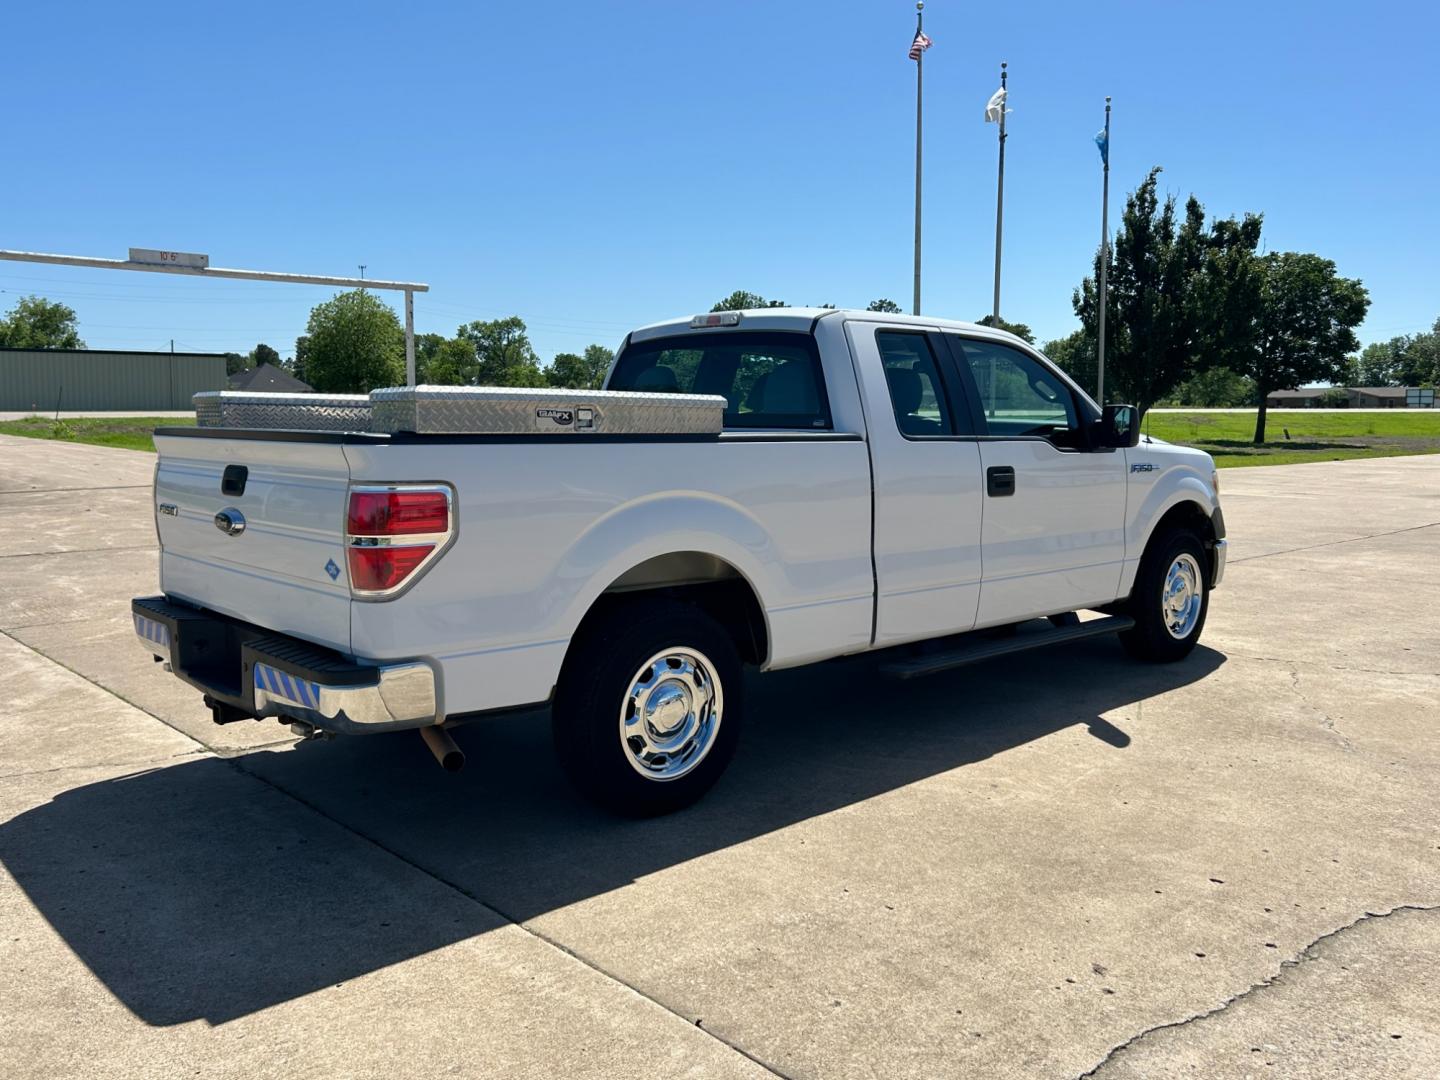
[368,385,727,435]
[194,391,372,431]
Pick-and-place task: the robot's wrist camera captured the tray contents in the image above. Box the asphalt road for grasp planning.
[1,433,1437,1079]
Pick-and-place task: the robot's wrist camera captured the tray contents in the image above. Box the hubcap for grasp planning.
[619,647,723,782]
[1163,552,1204,639]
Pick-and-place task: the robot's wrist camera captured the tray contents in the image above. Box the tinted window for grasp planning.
[955,338,1080,445]
[876,331,953,437]
[608,332,829,430]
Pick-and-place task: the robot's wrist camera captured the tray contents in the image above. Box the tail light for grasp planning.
[345,485,455,598]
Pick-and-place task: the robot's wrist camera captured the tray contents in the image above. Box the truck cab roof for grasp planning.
[628,308,1032,347]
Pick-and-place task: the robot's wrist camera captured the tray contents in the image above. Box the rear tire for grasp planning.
[1119,528,1210,663]
[552,599,743,816]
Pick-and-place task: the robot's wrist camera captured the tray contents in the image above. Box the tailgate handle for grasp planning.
[221,465,248,497]
[987,465,1016,497]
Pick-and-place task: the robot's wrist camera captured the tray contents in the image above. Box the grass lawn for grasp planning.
[0,415,196,452]
[1145,410,1440,468]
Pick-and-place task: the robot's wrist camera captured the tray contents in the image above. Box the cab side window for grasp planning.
[955,338,1082,448]
[876,331,953,437]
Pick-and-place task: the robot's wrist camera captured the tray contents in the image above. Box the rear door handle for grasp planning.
[987,465,1016,497]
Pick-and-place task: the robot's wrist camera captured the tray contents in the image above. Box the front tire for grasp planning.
[1119,528,1210,663]
[552,599,743,816]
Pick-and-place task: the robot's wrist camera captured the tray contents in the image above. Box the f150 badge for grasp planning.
[1130,462,1156,473]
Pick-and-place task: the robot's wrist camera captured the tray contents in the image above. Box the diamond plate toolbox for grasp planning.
[368,386,727,436]
[193,391,372,431]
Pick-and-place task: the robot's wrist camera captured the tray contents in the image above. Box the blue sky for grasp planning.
[4,1,1437,363]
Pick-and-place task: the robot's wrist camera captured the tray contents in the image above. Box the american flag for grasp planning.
[908,30,932,61]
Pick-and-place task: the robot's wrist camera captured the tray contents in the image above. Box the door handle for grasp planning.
[987,465,1016,497]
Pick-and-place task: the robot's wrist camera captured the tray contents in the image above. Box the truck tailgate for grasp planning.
[153,431,353,653]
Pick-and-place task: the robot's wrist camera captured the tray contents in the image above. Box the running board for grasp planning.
[878,615,1136,680]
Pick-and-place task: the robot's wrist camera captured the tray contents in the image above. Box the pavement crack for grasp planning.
[1287,666,1354,751]
[1230,520,1439,565]
[0,747,207,781]
[0,544,155,560]
[0,484,152,495]
[1227,652,1440,679]
[1075,904,1440,1079]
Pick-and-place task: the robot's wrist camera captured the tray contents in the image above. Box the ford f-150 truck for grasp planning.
[133,309,1226,814]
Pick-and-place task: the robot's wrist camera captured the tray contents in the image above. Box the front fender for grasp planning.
[1120,451,1218,596]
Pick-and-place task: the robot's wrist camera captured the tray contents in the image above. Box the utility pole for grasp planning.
[912,1,926,316]
[992,62,1008,323]
[1096,97,1112,405]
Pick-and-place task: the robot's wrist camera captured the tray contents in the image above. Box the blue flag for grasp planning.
[1095,129,1109,166]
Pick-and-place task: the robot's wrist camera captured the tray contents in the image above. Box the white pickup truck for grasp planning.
[133,308,1226,814]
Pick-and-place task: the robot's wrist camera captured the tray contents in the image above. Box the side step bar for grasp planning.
[878,614,1136,680]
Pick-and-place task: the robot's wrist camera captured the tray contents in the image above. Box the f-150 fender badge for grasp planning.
[1130,462,1156,473]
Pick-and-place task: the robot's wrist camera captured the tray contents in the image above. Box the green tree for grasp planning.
[0,295,85,349]
[1072,167,1262,414]
[975,314,1035,344]
[1350,322,1440,387]
[1041,329,1089,384]
[457,316,546,387]
[546,352,588,389]
[421,336,478,385]
[1170,366,1257,407]
[866,298,904,314]
[250,342,281,368]
[546,343,614,389]
[1409,320,1440,386]
[292,335,311,384]
[1350,340,1403,386]
[223,352,252,376]
[1233,253,1369,443]
[302,290,404,393]
[711,290,786,312]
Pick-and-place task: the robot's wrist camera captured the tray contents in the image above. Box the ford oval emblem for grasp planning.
[213,508,247,536]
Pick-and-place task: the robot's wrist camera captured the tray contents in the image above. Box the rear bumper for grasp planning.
[132,595,438,734]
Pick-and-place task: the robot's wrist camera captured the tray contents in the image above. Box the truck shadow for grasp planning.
[0,640,1223,1027]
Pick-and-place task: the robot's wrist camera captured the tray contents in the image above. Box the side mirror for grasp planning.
[1101,404,1140,448]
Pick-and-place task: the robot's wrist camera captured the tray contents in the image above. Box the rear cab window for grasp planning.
[876,330,954,437]
[607,331,831,430]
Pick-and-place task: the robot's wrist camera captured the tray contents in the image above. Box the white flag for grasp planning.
[985,86,1007,123]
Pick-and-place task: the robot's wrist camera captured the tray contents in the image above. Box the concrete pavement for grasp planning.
[1,432,1437,1078]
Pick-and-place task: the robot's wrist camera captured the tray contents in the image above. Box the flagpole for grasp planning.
[991,61,1007,322]
[1096,96,1112,405]
[912,2,924,316]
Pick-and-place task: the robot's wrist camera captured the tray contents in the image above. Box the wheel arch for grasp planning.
[1129,495,1221,597]
[569,550,771,669]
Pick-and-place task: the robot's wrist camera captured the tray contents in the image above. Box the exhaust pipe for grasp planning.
[420,725,465,772]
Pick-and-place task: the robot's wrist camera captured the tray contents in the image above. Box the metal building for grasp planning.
[0,348,227,411]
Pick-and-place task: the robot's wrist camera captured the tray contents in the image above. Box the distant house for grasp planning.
[227,362,313,393]
[1265,387,1330,407]
[1266,386,1434,408]
[1347,386,1410,408]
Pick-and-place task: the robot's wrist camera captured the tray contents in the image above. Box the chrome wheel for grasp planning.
[618,647,723,782]
[1162,553,1204,639]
